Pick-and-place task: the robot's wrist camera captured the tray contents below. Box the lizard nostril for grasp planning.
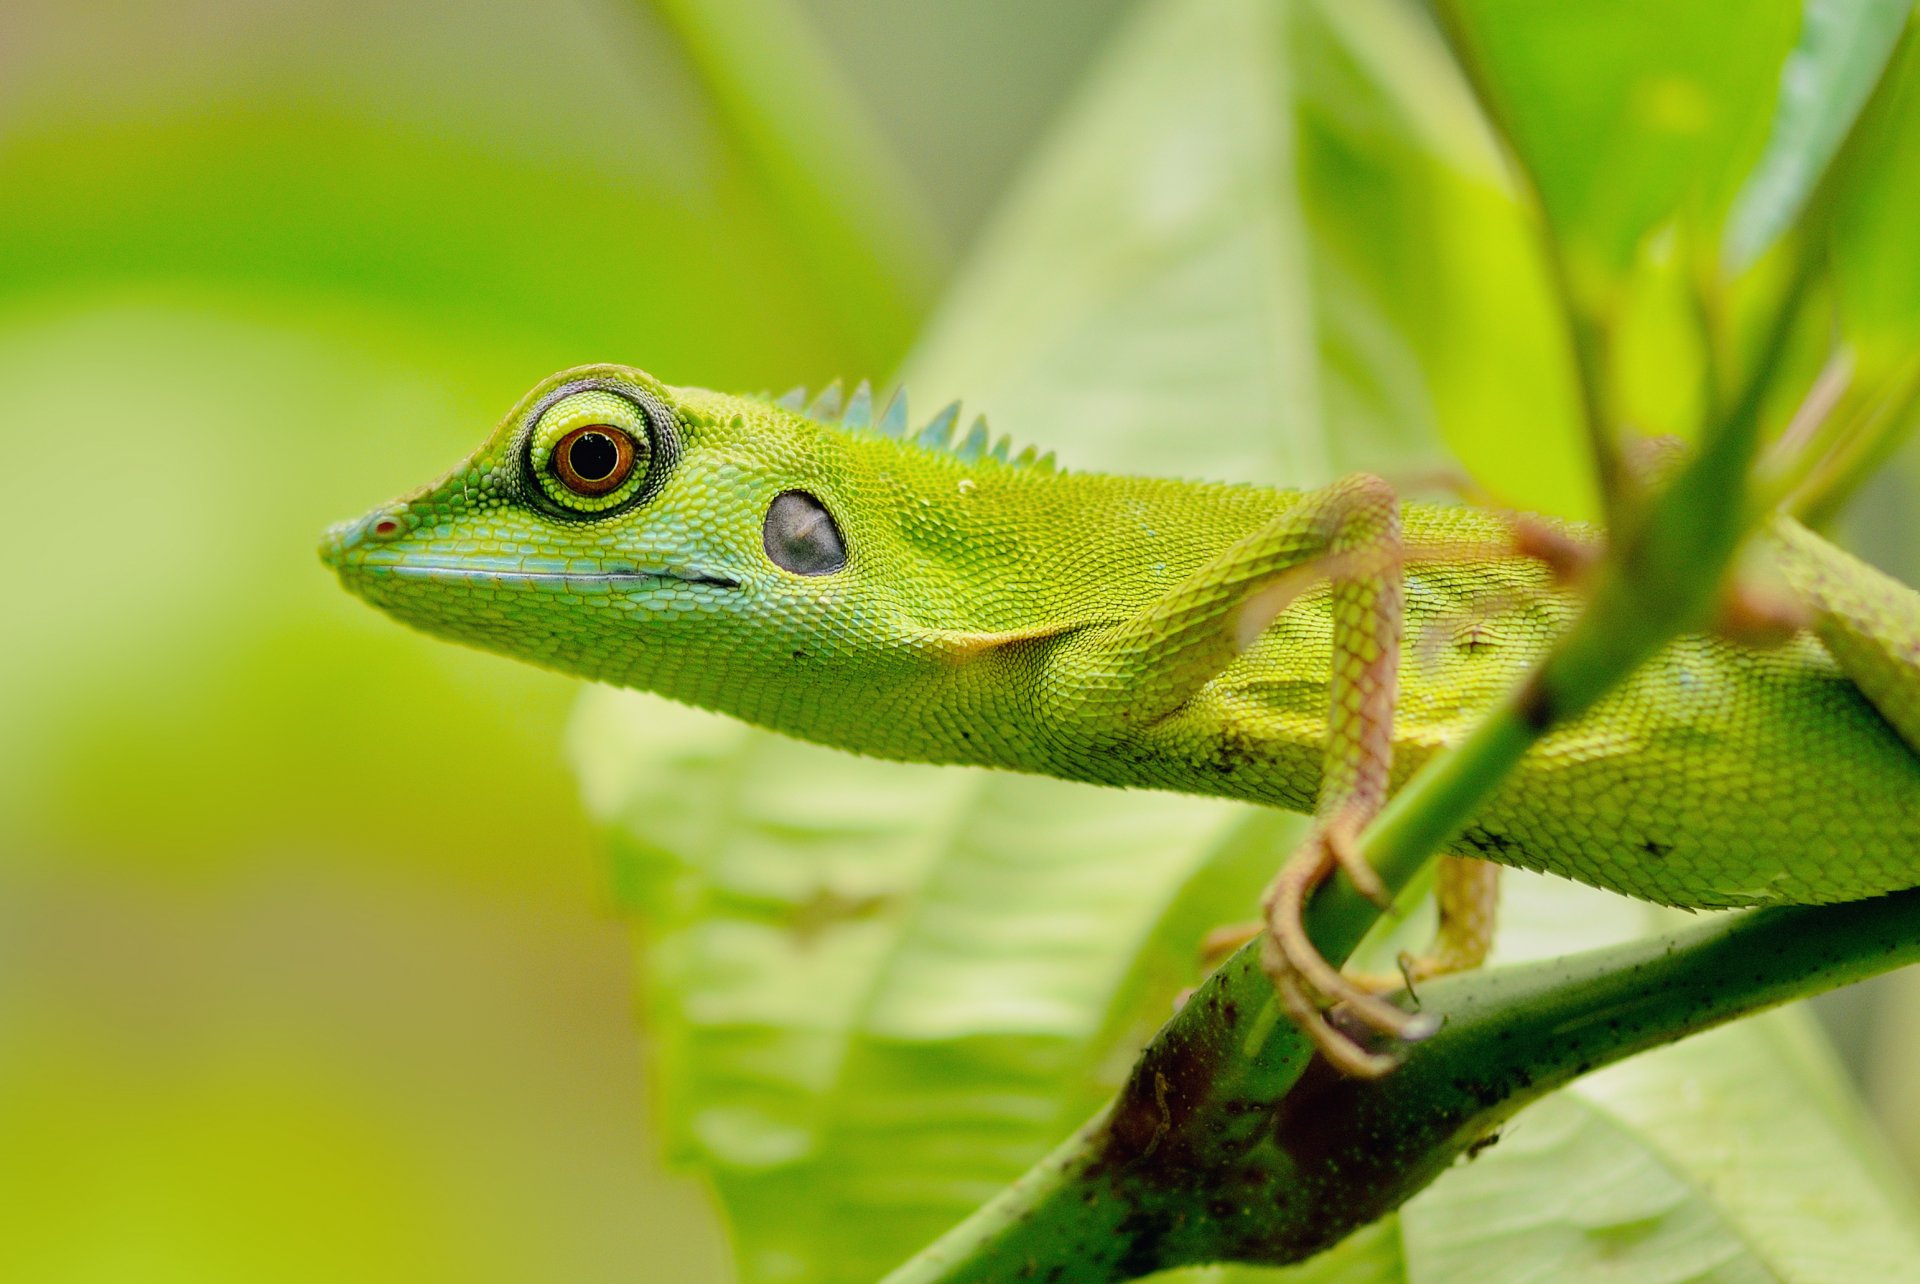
[371,515,404,539]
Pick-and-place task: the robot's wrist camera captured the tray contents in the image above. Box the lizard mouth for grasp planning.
[318,516,742,589]
[376,563,743,590]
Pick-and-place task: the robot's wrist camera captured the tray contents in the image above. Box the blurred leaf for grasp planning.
[1441,0,1802,291]
[1435,0,1917,474]
[0,0,1010,1275]
[909,0,1590,514]
[647,0,948,370]
[906,0,1451,491]
[575,696,1248,1281]
[1725,0,1914,269]
[1831,22,1920,373]
[0,299,603,893]
[1288,0,1590,515]
[0,0,933,391]
[1611,234,1713,439]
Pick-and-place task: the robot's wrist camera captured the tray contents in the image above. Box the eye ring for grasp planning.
[552,424,637,496]
[519,378,681,520]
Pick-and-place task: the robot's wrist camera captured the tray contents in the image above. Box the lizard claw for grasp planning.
[1262,931,1403,1078]
[1257,828,1434,1078]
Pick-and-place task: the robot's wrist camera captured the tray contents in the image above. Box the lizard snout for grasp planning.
[319,506,411,567]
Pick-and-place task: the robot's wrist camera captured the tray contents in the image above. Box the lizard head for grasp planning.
[321,363,889,707]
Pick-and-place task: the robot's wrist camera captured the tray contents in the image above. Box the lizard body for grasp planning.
[324,365,1920,922]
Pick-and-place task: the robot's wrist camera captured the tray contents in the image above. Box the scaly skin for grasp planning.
[323,364,1920,920]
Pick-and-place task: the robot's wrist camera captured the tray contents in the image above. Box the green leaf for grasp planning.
[647,0,949,369]
[1831,23,1920,372]
[1724,0,1914,269]
[1288,0,1590,514]
[909,0,1590,514]
[904,0,1364,486]
[574,0,1920,1278]
[0,0,959,1271]
[574,693,1251,1281]
[1442,0,1803,288]
[0,0,934,388]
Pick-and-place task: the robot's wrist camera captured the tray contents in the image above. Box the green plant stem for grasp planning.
[883,887,1920,1282]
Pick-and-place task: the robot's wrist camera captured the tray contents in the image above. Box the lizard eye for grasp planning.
[525,385,675,516]
[552,425,636,496]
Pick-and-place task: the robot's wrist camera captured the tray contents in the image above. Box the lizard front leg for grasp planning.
[1254,477,1424,1077]
[1045,473,1426,1074]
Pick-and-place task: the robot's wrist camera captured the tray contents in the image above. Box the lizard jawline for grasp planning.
[382,564,742,590]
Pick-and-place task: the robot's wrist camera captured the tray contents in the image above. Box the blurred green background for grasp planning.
[0,2,1141,1278]
[6,2,1920,1280]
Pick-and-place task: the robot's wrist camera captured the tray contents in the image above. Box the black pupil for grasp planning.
[568,431,620,481]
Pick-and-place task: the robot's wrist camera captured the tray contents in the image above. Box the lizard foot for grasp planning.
[1198,920,1261,972]
[1258,827,1440,1078]
[1346,855,1502,994]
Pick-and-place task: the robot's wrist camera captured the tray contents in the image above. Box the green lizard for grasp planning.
[322,363,1920,1074]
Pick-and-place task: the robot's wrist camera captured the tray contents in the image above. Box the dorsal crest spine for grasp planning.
[763,380,1058,473]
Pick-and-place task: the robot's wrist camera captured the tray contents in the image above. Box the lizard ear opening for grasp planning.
[764,490,847,576]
